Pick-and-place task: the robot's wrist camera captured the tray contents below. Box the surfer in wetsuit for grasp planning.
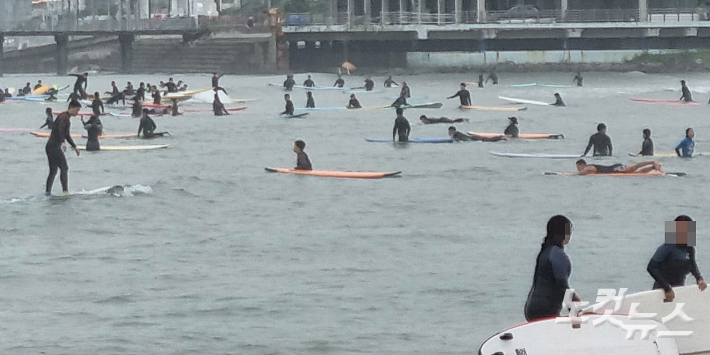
[391,94,408,108]
[486,68,499,85]
[419,115,468,124]
[131,96,142,118]
[524,215,581,321]
[170,99,182,116]
[212,73,228,94]
[447,83,472,106]
[399,81,411,99]
[45,88,58,101]
[306,91,315,108]
[124,82,135,96]
[87,92,105,116]
[82,115,103,151]
[384,76,398,88]
[3,88,12,97]
[33,80,44,91]
[574,159,663,175]
[647,215,707,302]
[334,75,345,88]
[680,80,693,102]
[582,123,612,156]
[552,93,566,107]
[19,82,31,96]
[213,93,229,116]
[165,78,179,93]
[347,94,361,109]
[364,77,375,91]
[106,81,125,105]
[504,116,519,138]
[136,83,146,102]
[675,127,695,158]
[573,72,583,87]
[39,108,54,130]
[303,75,315,87]
[448,126,507,142]
[69,72,89,99]
[393,108,411,142]
[478,74,484,88]
[638,128,654,156]
[283,75,295,91]
[44,100,81,196]
[152,86,161,104]
[138,108,169,138]
[282,94,294,116]
[294,140,312,170]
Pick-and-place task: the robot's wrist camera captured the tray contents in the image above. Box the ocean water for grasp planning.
[0,71,709,355]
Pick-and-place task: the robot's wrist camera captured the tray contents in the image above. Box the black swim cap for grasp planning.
[597,123,606,131]
[576,159,586,165]
[68,100,81,108]
[675,215,693,222]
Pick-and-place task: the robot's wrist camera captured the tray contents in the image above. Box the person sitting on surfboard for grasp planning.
[138,108,169,139]
[447,83,472,106]
[448,127,507,142]
[582,123,612,157]
[574,159,663,175]
[282,94,295,116]
[82,115,103,151]
[19,82,31,96]
[680,80,693,102]
[334,75,345,88]
[303,75,315,88]
[419,115,468,124]
[44,100,82,196]
[40,108,55,130]
[393,108,411,142]
[504,117,519,138]
[347,94,361,109]
[552,93,566,107]
[573,72,583,87]
[384,76,398,88]
[638,128,654,156]
[33,80,44,91]
[647,215,706,302]
[213,93,229,116]
[293,140,312,171]
[675,127,695,158]
[524,215,581,321]
[306,91,315,108]
[283,75,295,91]
[364,77,375,91]
[399,81,411,99]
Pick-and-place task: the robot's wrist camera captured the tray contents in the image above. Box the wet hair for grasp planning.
[675,215,693,222]
[45,107,52,113]
[686,127,693,137]
[284,94,290,99]
[597,123,606,132]
[68,100,82,108]
[541,215,572,251]
[643,128,651,137]
[83,72,88,76]
[142,108,150,113]
[420,115,426,119]
[395,108,403,115]
[460,82,466,87]
[295,140,306,150]
[575,159,586,165]
[307,91,312,96]
[508,116,518,124]
[350,94,355,98]
[448,126,456,131]
[94,91,100,97]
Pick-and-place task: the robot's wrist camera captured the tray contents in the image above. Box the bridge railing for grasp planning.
[8,16,198,32]
[648,8,703,22]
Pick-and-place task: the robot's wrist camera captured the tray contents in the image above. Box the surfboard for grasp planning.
[78,144,169,151]
[478,315,679,355]
[460,105,527,112]
[31,84,50,95]
[265,167,401,179]
[628,152,706,158]
[490,151,579,159]
[294,107,347,111]
[371,103,444,110]
[499,96,551,106]
[346,89,383,94]
[509,83,537,87]
[545,171,685,177]
[539,84,573,88]
[164,87,213,98]
[109,113,132,117]
[0,128,31,133]
[232,98,259,103]
[292,85,343,91]
[280,113,309,118]
[629,98,681,103]
[469,132,564,140]
[592,285,709,354]
[182,107,247,113]
[365,137,454,143]
[51,110,99,117]
[381,95,429,101]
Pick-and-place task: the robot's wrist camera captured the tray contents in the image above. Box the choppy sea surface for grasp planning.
[1,71,709,354]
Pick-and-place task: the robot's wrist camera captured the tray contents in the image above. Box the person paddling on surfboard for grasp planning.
[582,123,612,157]
[44,100,81,196]
[680,80,693,102]
[448,126,507,142]
[551,93,566,107]
[213,93,230,116]
[303,75,315,88]
[384,76,398,88]
[281,94,295,116]
[647,215,706,302]
[675,127,695,158]
[419,115,468,124]
[638,128,654,156]
[39,108,54,130]
[524,215,581,321]
[393,108,411,142]
[573,72,583,87]
[306,91,315,108]
[447,83,472,106]
[504,117,519,138]
[293,140,312,170]
[574,159,663,175]
[347,94,361,109]
[364,77,375,91]
[82,115,102,151]
[138,108,169,139]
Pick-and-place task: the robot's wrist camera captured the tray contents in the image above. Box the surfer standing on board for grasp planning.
[582,123,612,156]
[680,80,693,102]
[293,140,312,170]
[212,73,228,95]
[647,215,706,302]
[393,108,411,142]
[486,68,499,85]
[675,128,695,158]
[44,100,81,196]
[281,94,294,116]
[573,159,663,175]
[447,83,472,106]
[524,215,581,321]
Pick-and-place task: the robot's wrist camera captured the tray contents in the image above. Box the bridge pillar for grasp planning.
[365,0,372,24]
[638,0,647,22]
[119,34,134,74]
[455,0,462,23]
[55,34,69,76]
[476,0,486,23]
[0,34,4,78]
[381,0,389,24]
[560,0,567,22]
[437,0,445,24]
[347,0,354,27]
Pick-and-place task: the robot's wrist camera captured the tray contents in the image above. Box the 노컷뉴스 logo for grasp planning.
[554,288,693,339]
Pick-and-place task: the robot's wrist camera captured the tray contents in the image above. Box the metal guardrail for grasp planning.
[648,8,703,22]
[8,17,198,32]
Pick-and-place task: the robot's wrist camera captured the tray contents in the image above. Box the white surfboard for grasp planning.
[498,96,551,106]
[490,151,580,159]
[78,144,169,151]
[479,315,679,355]
[594,285,710,354]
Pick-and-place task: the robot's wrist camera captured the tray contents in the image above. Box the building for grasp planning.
[0,0,33,30]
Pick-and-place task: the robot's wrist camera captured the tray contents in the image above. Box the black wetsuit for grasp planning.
[420,117,464,124]
[152,90,161,105]
[84,120,102,151]
[306,96,315,108]
[504,124,519,138]
[393,116,411,142]
[136,87,146,102]
[40,113,54,130]
[20,85,31,96]
[478,75,484,88]
[640,137,654,156]
[334,78,345,88]
[590,164,626,173]
[391,96,408,108]
[132,99,142,118]
[553,96,566,107]
[487,73,499,85]
[283,100,294,115]
[284,79,295,91]
[348,99,361,109]
[365,79,375,91]
[449,89,471,106]
[452,131,504,142]
[106,85,125,105]
[524,244,573,321]
[648,244,702,293]
[166,82,178,93]
[125,85,135,96]
[70,74,88,98]
[213,99,228,116]
[573,74,583,87]
[583,132,613,156]
[295,152,312,170]
[681,85,693,102]
[384,78,397,88]
[400,85,410,99]
[90,98,104,116]
[303,79,315,87]
[45,112,77,193]
[138,115,158,138]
